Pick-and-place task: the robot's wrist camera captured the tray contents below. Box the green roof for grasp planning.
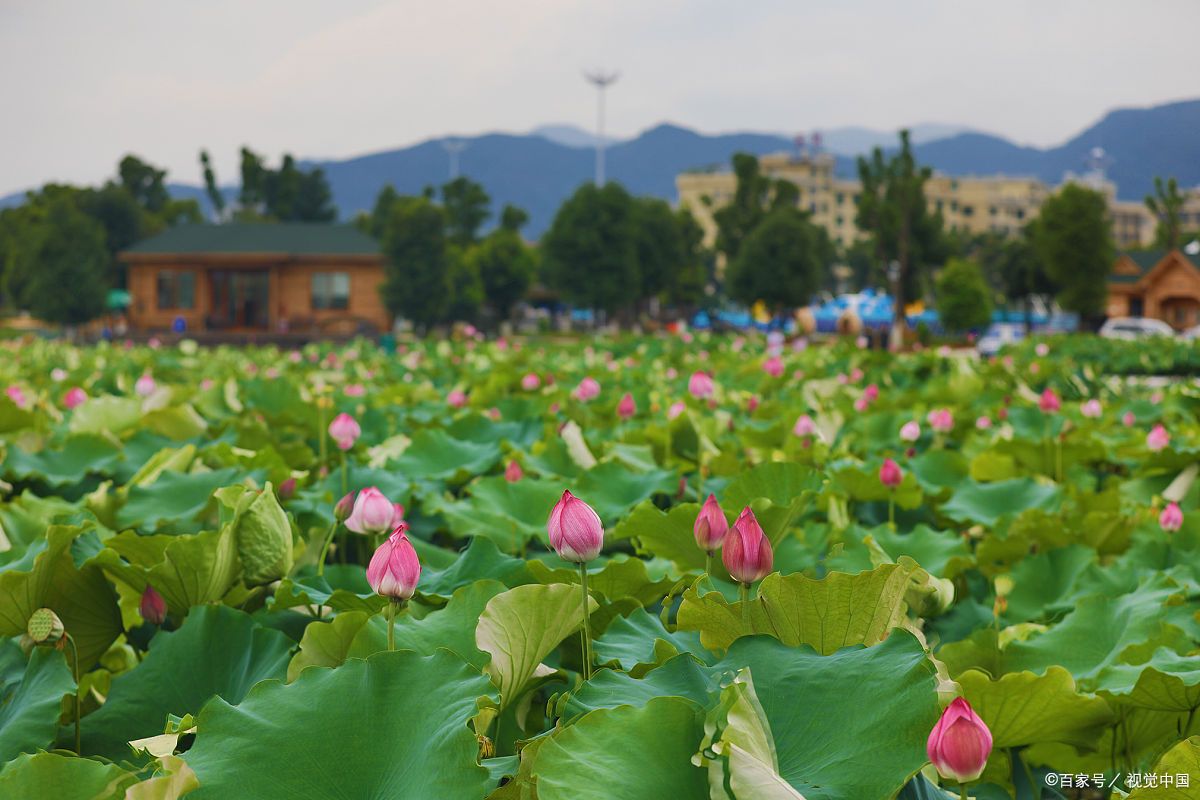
[124,224,380,256]
[1110,249,1165,284]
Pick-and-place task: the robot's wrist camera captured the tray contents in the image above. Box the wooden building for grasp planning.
[121,224,389,334]
[1107,249,1200,330]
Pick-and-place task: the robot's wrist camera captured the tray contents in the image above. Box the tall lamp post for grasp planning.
[583,70,619,186]
[442,139,467,180]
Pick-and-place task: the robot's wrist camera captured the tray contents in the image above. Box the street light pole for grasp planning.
[583,70,619,185]
[442,139,467,180]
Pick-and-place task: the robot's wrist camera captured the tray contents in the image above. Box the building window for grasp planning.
[312,272,350,310]
[962,205,974,217]
[156,270,195,310]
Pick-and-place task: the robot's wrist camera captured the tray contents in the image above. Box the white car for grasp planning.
[1182,324,1200,341]
[976,323,1025,357]
[1099,317,1175,340]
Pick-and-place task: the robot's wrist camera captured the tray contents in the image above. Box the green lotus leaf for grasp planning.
[610,500,710,573]
[0,752,136,800]
[1,434,123,488]
[571,460,678,522]
[593,607,711,672]
[79,605,292,759]
[431,474,563,550]
[527,555,675,607]
[565,652,716,717]
[939,478,1063,526]
[1093,648,1200,713]
[0,642,76,765]
[140,403,208,440]
[68,395,143,436]
[420,537,534,597]
[97,528,239,617]
[391,427,502,482]
[270,566,385,615]
[958,666,1114,748]
[1127,736,1200,799]
[184,650,496,799]
[117,467,249,534]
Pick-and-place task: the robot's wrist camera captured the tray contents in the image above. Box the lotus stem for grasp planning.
[739,582,749,625]
[888,494,895,530]
[705,551,713,577]
[579,563,593,681]
[959,784,969,800]
[66,633,80,755]
[316,520,339,577]
[387,599,401,651]
[340,450,348,496]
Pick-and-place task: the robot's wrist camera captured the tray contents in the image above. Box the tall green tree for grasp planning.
[1032,183,1114,320]
[665,209,708,309]
[23,199,108,327]
[632,196,689,302]
[441,177,490,246]
[541,183,640,316]
[855,130,945,348]
[713,153,800,263]
[118,155,170,214]
[378,197,451,331]
[200,150,226,220]
[726,207,825,311]
[935,258,993,333]
[1145,176,1185,250]
[470,223,536,322]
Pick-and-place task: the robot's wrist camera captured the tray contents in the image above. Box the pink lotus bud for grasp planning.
[665,367,678,380]
[488,407,501,420]
[667,401,686,420]
[367,524,421,601]
[1147,424,1170,452]
[863,382,878,401]
[391,503,406,528]
[333,491,356,522]
[1123,411,1136,427]
[277,477,297,500]
[975,416,992,430]
[837,373,849,385]
[505,460,523,482]
[200,378,214,391]
[1035,342,1050,357]
[1080,399,1102,419]
[762,356,784,378]
[900,421,921,442]
[853,397,869,412]
[139,585,167,625]
[747,395,760,413]
[1159,502,1184,532]
[793,414,815,437]
[927,698,993,784]
[1038,388,1060,413]
[345,487,395,536]
[447,389,468,408]
[135,374,157,397]
[688,371,714,399]
[51,368,67,382]
[723,507,773,584]
[328,413,361,451]
[927,409,953,433]
[573,377,601,402]
[1151,390,1164,405]
[289,351,303,363]
[856,336,868,350]
[5,386,29,409]
[521,373,541,391]
[879,458,903,489]
[1029,362,1040,374]
[62,387,88,410]
[617,393,636,420]
[344,383,365,398]
[693,494,729,553]
[547,490,604,562]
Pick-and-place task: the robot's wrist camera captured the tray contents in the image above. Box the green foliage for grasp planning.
[542,182,640,314]
[935,257,993,332]
[471,228,537,320]
[441,176,491,246]
[23,199,108,325]
[726,207,825,310]
[234,148,336,222]
[1032,183,1115,318]
[1145,175,1185,250]
[379,195,451,329]
[713,153,799,263]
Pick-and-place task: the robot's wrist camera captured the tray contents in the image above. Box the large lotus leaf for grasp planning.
[571,460,677,522]
[78,605,292,759]
[710,632,943,800]
[519,437,584,480]
[270,565,385,615]
[532,696,709,800]
[1127,736,1200,799]
[213,483,293,586]
[0,394,38,433]
[125,754,199,800]
[594,607,711,672]
[939,478,1063,526]
[1,434,123,487]
[527,555,676,607]
[829,463,924,510]
[68,395,143,436]
[0,642,75,765]
[676,564,914,652]
[431,475,563,550]
[476,582,598,708]
[448,413,542,449]
[824,523,971,579]
[610,500,709,573]
[1093,648,1200,712]
[1001,544,1097,622]
[96,528,238,617]
[565,653,716,717]
[907,450,970,493]
[140,403,207,440]
[0,752,136,800]
[420,537,534,597]
[391,428,502,482]
[117,467,247,533]
[0,526,122,669]
[723,461,824,510]
[184,650,496,799]
[958,667,1113,748]
[706,669,807,800]
[0,491,95,553]
[288,610,372,681]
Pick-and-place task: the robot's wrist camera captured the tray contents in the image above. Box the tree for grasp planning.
[441,177,490,246]
[632,196,688,302]
[664,209,708,310]
[1145,176,1185,250]
[499,205,528,233]
[541,182,640,316]
[935,258,993,333]
[713,153,800,263]
[1031,183,1114,320]
[471,227,536,322]
[726,207,824,311]
[856,130,945,349]
[378,197,451,331]
[231,148,335,222]
[118,155,170,213]
[200,150,226,220]
[23,200,108,327]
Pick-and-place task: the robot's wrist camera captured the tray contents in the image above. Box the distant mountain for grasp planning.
[4,99,1198,236]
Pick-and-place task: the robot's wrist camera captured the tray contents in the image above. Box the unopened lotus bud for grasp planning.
[139,585,168,625]
[333,491,356,522]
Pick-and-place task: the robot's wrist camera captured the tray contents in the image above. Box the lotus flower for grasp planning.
[505,460,524,482]
[927,409,953,433]
[1160,502,1184,532]
[1080,399,1102,419]
[333,491,356,522]
[521,373,541,391]
[879,458,903,488]
[139,585,167,625]
[344,383,365,398]
[1035,342,1050,357]
[975,416,992,430]
[5,385,28,408]
[1038,388,1060,413]
[50,368,67,382]
[447,389,468,408]
[762,356,784,378]
[391,503,406,528]
[328,412,361,451]
[277,477,297,500]
[667,401,686,420]
[927,698,993,784]
[693,494,728,553]
[747,395,760,413]
[1147,424,1170,452]
[367,524,421,601]
[722,507,773,584]
[135,374,157,397]
[547,490,604,562]
[793,414,815,438]
[863,382,878,401]
[688,371,714,399]
[345,487,396,536]
[62,387,88,410]
[574,377,601,402]
[617,392,636,420]
[1122,411,1136,427]
[899,421,921,442]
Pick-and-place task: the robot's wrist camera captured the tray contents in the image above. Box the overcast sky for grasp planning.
[2,0,1196,196]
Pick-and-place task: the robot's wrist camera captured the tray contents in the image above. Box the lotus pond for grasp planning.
[0,334,1198,799]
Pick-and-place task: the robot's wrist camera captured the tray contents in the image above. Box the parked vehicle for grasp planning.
[976,322,1026,356]
[1098,317,1175,340]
